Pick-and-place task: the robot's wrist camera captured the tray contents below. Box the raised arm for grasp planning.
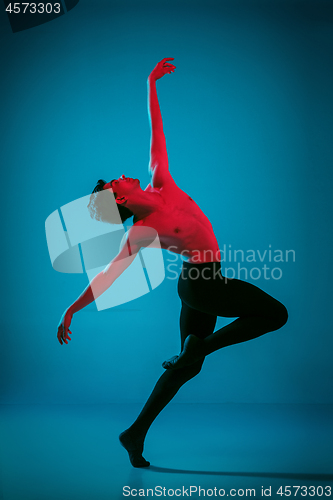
[148,58,176,188]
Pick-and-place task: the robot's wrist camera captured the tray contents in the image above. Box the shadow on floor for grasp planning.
[147,466,333,482]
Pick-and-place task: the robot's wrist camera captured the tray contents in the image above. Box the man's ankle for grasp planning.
[129,424,146,440]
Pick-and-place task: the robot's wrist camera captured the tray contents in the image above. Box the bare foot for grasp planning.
[162,335,205,370]
[119,429,150,468]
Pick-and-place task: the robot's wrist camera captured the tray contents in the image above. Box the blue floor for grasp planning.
[1,403,332,499]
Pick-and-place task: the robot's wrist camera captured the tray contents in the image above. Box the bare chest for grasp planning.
[143,195,211,247]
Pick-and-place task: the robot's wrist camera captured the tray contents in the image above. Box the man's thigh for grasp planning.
[199,276,284,319]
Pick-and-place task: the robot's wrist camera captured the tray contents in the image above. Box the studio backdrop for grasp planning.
[1,0,332,406]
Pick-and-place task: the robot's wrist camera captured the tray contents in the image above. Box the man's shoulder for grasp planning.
[127,223,159,246]
[118,223,159,254]
[145,179,189,204]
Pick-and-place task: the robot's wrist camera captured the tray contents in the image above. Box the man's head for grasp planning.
[87,175,141,224]
[104,175,141,204]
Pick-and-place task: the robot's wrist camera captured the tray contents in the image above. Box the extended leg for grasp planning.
[119,304,216,467]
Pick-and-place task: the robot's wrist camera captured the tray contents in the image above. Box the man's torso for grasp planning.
[133,181,220,263]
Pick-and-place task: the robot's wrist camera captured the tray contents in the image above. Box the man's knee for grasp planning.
[272,302,288,330]
[179,360,203,382]
[188,360,204,378]
[166,361,203,389]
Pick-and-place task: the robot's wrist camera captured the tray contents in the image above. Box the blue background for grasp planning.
[1,0,333,406]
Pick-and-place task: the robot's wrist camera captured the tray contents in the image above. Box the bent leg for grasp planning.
[165,275,288,370]
[201,276,287,349]
[119,304,216,467]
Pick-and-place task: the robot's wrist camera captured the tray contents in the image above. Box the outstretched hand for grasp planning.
[149,58,176,81]
[57,308,73,345]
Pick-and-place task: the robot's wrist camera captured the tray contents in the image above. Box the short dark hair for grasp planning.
[87,179,134,224]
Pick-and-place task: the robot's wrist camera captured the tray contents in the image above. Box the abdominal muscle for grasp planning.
[159,230,221,264]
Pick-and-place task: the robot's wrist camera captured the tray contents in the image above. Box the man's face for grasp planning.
[105,175,140,203]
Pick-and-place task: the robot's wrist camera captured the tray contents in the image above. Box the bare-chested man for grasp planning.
[57,58,288,468]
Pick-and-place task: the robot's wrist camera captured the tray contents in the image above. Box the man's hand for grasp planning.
[149,58,176,81]
[57,308,73,345]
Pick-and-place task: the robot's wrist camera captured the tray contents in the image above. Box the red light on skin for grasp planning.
[103,178,139,190]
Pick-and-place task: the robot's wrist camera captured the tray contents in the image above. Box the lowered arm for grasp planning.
[57,226,160,344]
[68,235,140,315]
[57,230,140,344]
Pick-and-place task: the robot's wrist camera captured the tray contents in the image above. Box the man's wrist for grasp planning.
[148,74,156,84]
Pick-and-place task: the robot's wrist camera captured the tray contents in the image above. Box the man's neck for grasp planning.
[124,191,161,221]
